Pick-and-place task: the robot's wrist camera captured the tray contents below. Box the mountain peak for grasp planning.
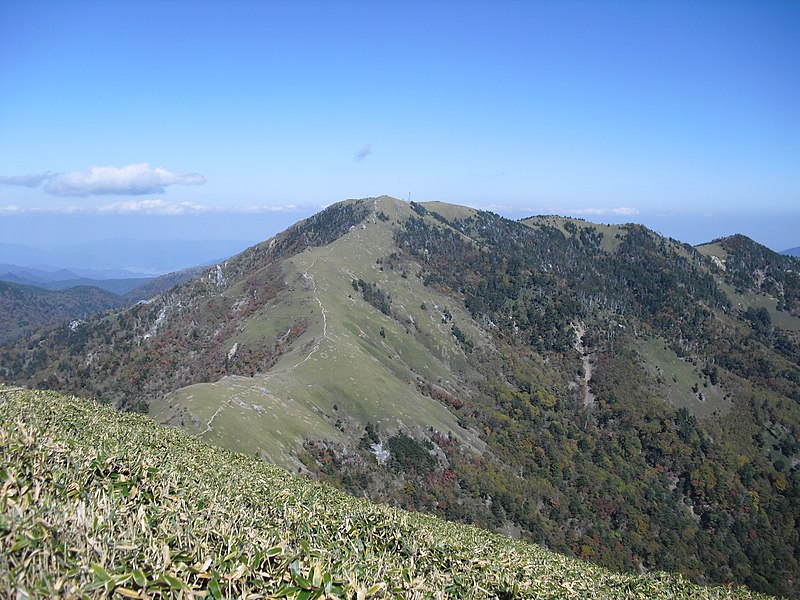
[4,198,800,597]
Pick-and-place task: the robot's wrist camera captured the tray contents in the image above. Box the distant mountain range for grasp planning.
[2,197,799,597]
[0,237,245,341]
[0,265,205,345]
[0,238,250,276]
[0,264,152,295]
[782,246,800,257]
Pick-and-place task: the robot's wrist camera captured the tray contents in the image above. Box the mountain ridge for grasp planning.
[2,196,799,597]
[0,270,152,295]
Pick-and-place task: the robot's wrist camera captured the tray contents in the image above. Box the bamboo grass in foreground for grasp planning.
[1,388,772,599]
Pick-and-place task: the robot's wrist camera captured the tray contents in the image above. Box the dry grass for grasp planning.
[1,388,771,599]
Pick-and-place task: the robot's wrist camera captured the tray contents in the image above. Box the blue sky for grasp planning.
[1,0,798,255]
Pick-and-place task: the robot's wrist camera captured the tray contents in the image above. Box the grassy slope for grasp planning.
[634,336,730,418]
[696,242,800,332]
[419,201,479,222]
[0,387,770,599]
[519,216,628,254]
[719,280,800,332]
[150,197,484,469]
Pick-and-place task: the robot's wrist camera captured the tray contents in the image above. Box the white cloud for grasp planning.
[0,164,206,196]
[234,204,315,213]
[126,201,319,215]
[0,201,317,216]
[44,163,206,196]
[0,174,50,187]
[567,207,640,216]
[95,199,212,215]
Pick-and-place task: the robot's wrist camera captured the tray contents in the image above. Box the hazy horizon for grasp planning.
[1,1,798,255]
[0,200,797,256]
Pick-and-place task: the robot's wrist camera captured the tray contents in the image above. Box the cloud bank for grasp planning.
[0,200,315,216]
[567,207,639,216]
[0,174,50,187]
[0,164,206,196]
[95,199,211,215]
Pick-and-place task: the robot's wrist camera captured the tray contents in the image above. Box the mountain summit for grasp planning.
[3,196,799,597]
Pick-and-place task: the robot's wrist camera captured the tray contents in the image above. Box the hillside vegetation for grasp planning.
[0,281,126,346]
[0,387,770,599]
[0,267,203,346]
[2,197,799,597]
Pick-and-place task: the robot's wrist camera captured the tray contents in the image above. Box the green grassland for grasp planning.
[696,242,800,332]
[1,387,771,598]
[419,201,479,222]
[520,215,628,254]
[696,242,727,260]
[635,336,730,418]
[151,197,485,468]
[719,280,800,332]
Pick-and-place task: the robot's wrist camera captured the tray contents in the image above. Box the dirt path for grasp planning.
[197,239,341,437]
[573,322,596,408]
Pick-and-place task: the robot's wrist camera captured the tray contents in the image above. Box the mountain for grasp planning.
[2,387,767,599]
[0,264,84,282]
[697,234,800,332]
[123,265,206,303]
[0,266,205,346]
[0,262,163,281]
[0,280,127,346]
[782,246,800,257]
[2,197,799,597]
[0,269,153,295]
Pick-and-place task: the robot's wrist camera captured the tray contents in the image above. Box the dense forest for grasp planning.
[0,267,204,346]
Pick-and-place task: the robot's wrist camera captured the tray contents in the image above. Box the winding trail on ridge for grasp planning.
[197,238,342,437]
